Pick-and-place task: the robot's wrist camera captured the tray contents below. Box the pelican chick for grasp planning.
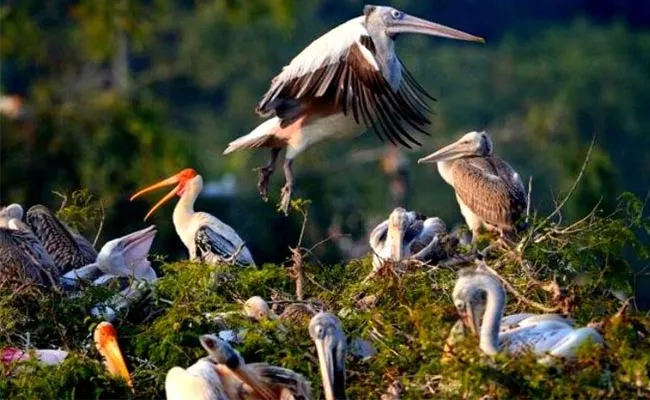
[418,131,527,242]
[452,266,603,365]
[0,203,23,228]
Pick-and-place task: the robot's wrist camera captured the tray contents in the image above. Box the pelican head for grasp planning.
[418,131,493,164]
[200,334,277,400]
[309,312,346,400]
[130,168,199,221]
[94,321,133,391]
[388,207,410,261]
[452,267,504,338]
[244,296,272,321]
[0,203,24,223]
[363,5,484,43]
[96,225,157,281]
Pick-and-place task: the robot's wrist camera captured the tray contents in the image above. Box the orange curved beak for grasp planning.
[94,322,133,392]
[130,175,182,221]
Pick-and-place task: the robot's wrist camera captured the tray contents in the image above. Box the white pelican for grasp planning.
[165,358,228,400]
[200,334,312,399]
[0,219,59,286]
[93,321,133,391]
[130,168,255,267]
[25,205,97,273]
[0,203,23,228]
[223,5,484,214]
[452,266,604,364]
[309,312,347,400]
[418,131,527,242]
[369,207,447,270]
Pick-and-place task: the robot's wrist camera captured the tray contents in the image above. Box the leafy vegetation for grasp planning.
[1,194,649,399]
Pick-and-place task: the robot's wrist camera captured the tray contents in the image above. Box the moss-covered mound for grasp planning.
[1,194,649,399]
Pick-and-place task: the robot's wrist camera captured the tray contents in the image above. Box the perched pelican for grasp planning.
[309,312,347,400]
[369,207,447,270]
[452,266,604,364]
[223,5,484,214]
[1,347,68,366]
[0,203,23,228]
[418,131,527,242]
[130,168,255,267]
[0,219,59,286]
[93,321,133,390]
[165,358,227,400]
[200,334,312,399]
[25,205,97,273]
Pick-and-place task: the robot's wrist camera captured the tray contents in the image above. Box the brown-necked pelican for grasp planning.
[130,168,255,267]
[309,312,347,400]
[0,219,59,286]
[223,5,484,214]
[93,321,133,391]
[25,205,97,273]
[369,207,447,270]
[418,131,527,242]
[0,203,23,228]
[200,334,312,399]
[452,266,603,365]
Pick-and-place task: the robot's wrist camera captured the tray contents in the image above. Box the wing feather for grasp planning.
[195,225,254,267]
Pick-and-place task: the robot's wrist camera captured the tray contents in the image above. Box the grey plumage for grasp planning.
[0,221,59,286]
[25,205,97,273]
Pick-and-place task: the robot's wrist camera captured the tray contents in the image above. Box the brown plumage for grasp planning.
[418,131,527,241]
[25,205,97,273]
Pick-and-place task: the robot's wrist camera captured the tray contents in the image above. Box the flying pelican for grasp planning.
[309,312,347,400]
[25,205,97,273]
[0,203,23,228]
[223,5,484,214]
[130,168,256,267]
[93,321,134,391]
[369,207,447,270]
[418,131,527,242]
[0,219,59,286]
[452,266,604,365]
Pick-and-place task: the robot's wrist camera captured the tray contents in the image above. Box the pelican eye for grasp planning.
[391,10,403,20]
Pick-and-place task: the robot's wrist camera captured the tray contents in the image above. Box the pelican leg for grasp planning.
[279,159,294,215]
[257,148,280,202]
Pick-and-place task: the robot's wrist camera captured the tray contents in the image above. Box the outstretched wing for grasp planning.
[195,225,254,267]
[257,17,433,148]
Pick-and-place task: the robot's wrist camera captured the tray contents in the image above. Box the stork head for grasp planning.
[309,312,346,400]
[130,168,199,221]
[96,225,157,281]
[363,5,484,43]
[418,131,493,164]
[94,321,133,391]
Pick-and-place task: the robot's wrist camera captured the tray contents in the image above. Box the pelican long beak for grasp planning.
[389,222,405,262]
[94,322,133,391]
[418,140,468,164]
[130,175,181,221]
[119,225,157,267]
[314,333,345,400]
[465,304,479,338]
[387,14,485,43]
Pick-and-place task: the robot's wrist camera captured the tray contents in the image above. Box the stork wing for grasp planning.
[257,17,433,148]
[195,225,254,267]
[451,157,527,231]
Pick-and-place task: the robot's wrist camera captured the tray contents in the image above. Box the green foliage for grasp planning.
[1,194,649,399]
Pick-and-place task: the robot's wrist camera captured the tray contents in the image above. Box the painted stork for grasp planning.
[223,5,484,214]
[199,334,312,399]
[25,205,97,273]
[93,321,134,391]
[0,203,23,228]
[452,266,603,365]
[130,168,256,267]
[369,207,447,270]
[418,131,527,242]
[309,312,347,400]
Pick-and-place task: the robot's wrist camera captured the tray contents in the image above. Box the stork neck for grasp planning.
[172,176,202,230]
[475,276,505,356]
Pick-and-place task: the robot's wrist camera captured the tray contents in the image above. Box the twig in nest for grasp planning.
[92,199,106,247]
[224,242,246,265]
[289,247,304,301]
[52,191,68,211]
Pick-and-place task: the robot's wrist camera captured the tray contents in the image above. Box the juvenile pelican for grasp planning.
[224,5,484,214]
[25,205,97,273]
[418,131,527,241]
[369,207,447,270]
[93,321,133,391]
[452,266,603,365]
[0,203,23,228]
[309,312,347,400]
[130,168,255,267]
[200,334,312,399]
